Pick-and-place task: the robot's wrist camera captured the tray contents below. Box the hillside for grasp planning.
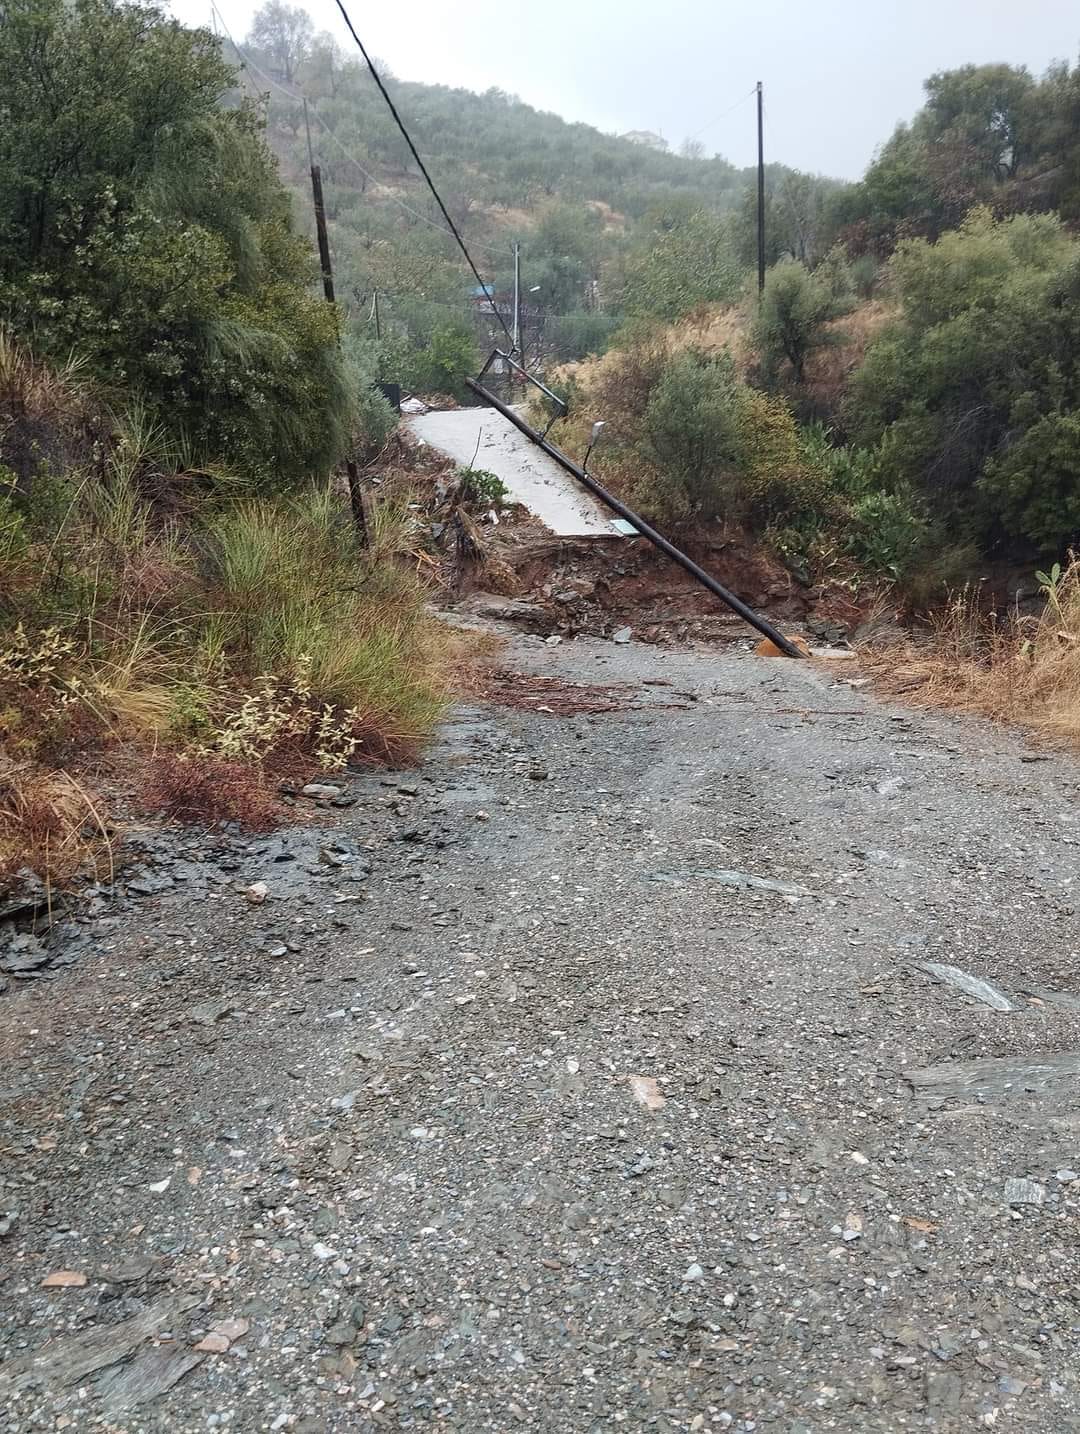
[224,21,845,376]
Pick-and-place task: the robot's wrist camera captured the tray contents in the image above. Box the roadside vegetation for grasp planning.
[861,558,1080,746]
[0,0,451,886]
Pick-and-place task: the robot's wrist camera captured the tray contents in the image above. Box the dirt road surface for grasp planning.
[3,633,1080,1432]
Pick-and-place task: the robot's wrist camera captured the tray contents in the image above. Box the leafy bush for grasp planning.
[404,324,479,399]
[459,468,508,507]
[641,350,744,520]
[753,258,852,383]
[620,211,741,321]
[0,0,354,483]
[849,209,1080,554]
[547,311,619,362]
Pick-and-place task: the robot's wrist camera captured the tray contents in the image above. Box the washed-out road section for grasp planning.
[407,406,618,538]
[2,633,1080,1432]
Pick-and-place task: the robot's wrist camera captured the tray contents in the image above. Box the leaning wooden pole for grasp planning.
[305,100,367,546]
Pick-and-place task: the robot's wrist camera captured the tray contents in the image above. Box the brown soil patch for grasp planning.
[474,668,636,716]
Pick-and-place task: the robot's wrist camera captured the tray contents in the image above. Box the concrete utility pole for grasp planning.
[512,241,521,358]
[756,81,766,296]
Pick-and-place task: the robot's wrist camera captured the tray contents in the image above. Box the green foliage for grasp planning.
[1036,561,1064,604]
[849,209,1080,552]
[753,259,850,383]
[0,0,353,482]
[835,60,1080,253]
[641,350,743,518]
[618,212,742,321]
[248,1,312,85]
[459,468,508,507]
[730,170,846,268]
[402,324,479,400]
[980,412,1080,551]
[547,311,619,362]
[203,486,447,746]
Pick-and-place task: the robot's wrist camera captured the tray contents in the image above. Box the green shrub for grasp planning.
[0,0,353,483]
[620,211,741,321]
[753,259,850,383]
[848,209,1080,555]
[459,468,508,507]
[641,350,744,521]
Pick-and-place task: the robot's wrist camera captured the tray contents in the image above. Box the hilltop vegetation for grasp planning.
[234,8,1080,583]
[231,7,843,374]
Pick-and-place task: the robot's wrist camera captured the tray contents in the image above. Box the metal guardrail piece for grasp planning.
[465,374,806,659]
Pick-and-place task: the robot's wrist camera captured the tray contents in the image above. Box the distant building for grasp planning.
[620,130,669,152]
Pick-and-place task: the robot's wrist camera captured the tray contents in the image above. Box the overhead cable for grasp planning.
[211,3,506,260]
[329,0,516,351]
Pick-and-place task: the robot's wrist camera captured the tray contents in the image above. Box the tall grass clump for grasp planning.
[203,487,449,762]
[863,557,1080,745]
[0,328,451,883]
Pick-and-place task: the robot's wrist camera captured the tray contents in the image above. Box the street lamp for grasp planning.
[583,420,606,472]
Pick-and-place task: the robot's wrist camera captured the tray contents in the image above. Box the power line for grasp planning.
[762,105,811,263]
[211,4,506,260]
[686,86,757,145]
[329,0,516,352]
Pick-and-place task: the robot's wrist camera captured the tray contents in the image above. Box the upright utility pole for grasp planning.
[511,241,521,357]
[756,81,766,295]
[303,99,367,546]
[304,101,335,304]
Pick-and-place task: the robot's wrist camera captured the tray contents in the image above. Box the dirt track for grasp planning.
[3,632,1080,1432]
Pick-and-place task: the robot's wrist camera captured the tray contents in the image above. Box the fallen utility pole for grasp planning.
[304,99,367,546]
[465,368,805,658]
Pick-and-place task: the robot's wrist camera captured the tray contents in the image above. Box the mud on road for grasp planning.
[3,633,1080,1433]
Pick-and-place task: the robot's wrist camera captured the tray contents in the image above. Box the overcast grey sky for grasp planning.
[169,0,1078,178]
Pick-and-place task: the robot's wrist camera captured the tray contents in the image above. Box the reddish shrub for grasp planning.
[141,753,280,832]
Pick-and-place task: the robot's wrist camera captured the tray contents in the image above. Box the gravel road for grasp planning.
[3,633,1080,1433]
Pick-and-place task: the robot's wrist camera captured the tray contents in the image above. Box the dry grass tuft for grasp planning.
[0,755,113,888]
[860,557,1080,745]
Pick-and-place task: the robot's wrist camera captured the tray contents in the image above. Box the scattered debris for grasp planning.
[628,1075,665,1111]
[755,634,810,658]
[97,1256,157,1283]
[0,1292,200,1391]
[1003,1178,1046,1207]
[301,783,343,801]
[842,1212,863,1242]
[902,1216,939,1235]
[650,868,812,897]
[95,1343,206,1411]
[473,668,635,717]
[905,1051,1080,1101]
[1020,985,1080,1014]
[194,1332,230,1354]
[40,1270,88,1289]
[920,962,1015,1012]
[875,776,906,797]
